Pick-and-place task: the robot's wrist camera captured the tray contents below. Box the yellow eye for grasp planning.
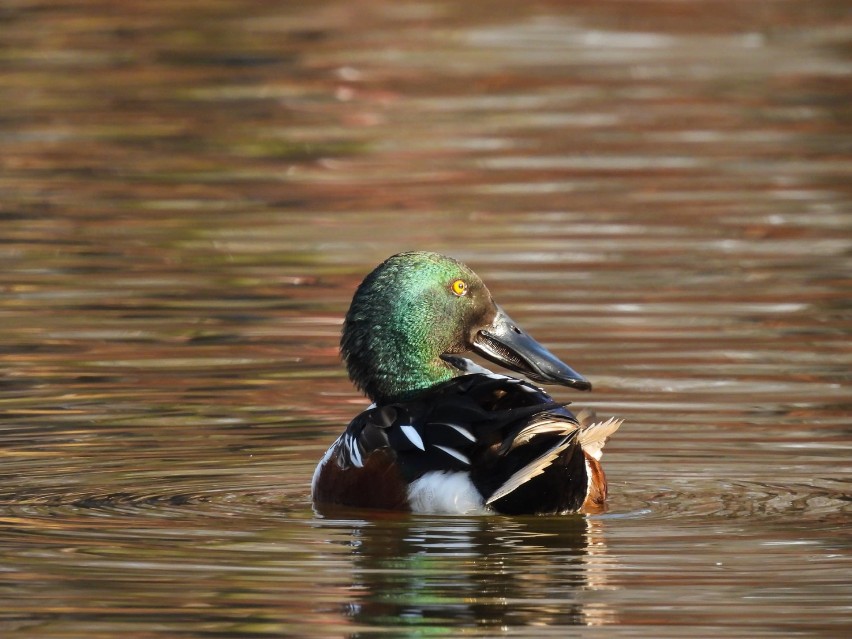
[451,279,467,296]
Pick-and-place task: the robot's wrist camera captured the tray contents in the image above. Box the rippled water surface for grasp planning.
[1,1,850,637]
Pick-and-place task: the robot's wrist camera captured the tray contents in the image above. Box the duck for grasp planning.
[312,251,622,515]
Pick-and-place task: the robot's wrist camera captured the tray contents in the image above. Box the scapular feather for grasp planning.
[335,373,591,513]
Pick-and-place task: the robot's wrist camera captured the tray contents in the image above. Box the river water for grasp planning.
[1,1,850,637]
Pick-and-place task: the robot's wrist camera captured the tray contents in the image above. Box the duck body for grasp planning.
[312,252,621,515]
[313,361,620,514]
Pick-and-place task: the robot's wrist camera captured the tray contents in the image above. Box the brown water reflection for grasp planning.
[1,0,850,637]
[337,515,601,632]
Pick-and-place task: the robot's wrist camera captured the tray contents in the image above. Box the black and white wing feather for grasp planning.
[336,371,593,514]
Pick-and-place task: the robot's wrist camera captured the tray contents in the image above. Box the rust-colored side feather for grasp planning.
[314,448,410,511]
[580,452,608,514]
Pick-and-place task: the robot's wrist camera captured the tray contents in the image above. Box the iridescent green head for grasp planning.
[341,251,591,404]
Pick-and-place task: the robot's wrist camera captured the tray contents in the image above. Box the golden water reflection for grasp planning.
[322,514,616,634]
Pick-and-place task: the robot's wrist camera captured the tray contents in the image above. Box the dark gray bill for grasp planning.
[471,307,592,391]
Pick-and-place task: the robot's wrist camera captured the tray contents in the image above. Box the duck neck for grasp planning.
[342,324,458,404]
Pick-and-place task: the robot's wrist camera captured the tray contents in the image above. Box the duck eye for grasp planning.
[450,279,467,296]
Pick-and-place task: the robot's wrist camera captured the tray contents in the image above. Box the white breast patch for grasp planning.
[406,471,488,514]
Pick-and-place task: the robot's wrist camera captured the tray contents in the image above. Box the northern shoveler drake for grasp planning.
[312,251,622,515]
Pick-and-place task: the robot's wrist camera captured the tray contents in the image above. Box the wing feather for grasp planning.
[577,417,623,461]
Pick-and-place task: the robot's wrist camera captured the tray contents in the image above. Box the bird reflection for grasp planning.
[326,511,616,635]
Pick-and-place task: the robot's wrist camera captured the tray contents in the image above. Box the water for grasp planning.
[1,1,850,637]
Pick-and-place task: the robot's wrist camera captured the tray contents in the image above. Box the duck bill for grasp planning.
[471,307,592,391]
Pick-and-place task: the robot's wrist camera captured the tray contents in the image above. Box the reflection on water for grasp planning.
[331,515,608,633]
[1,0,850,637]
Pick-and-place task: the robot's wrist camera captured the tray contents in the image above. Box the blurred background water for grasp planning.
[0,1,850,637]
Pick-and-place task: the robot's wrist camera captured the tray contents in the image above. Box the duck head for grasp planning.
[341,251,591,403]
